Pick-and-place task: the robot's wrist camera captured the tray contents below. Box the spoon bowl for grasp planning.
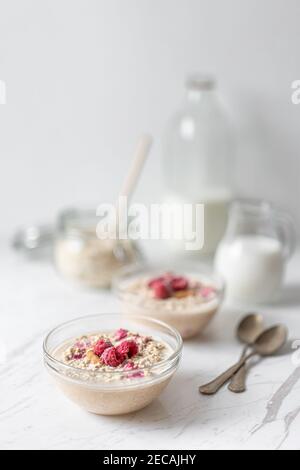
[237,313,264,345]
[254,325,288,356]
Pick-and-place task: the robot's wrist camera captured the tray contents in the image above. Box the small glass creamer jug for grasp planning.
[215,199,296,304]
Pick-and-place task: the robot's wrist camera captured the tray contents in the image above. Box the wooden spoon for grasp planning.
[112,134,152,261]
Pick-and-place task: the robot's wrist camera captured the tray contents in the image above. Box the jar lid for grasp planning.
[12,224,55,256]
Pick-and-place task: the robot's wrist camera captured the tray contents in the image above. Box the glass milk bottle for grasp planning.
[162,75,235,255]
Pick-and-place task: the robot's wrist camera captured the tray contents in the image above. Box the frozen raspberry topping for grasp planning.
[148,276,165,288]
[93,339,112,357]
[74,340,90,349]
[146,272,216,301]
[200,286,215,298]
[101,347,124,367]
[73,351,85,360]
[62,329,168,380]
[116,340,139,359]
[148,273,189,299]
[114,328,128,341]
[153,282,170,299]
[123,361,137,370]
[171,276,189,291]
[127,370,145,379]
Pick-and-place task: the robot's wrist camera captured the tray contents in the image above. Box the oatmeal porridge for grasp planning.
[44,315,182,416]
[57,329,170,382]
[116,269,224,339]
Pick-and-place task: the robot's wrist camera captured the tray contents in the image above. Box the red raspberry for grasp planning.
[200,286,215,298]
[171,276,188,291]
[128,371,144,379]
[122,362,144,378]
[123,361,137,370]
[153,282,170,299]
[116,340,139,359]
[73,349,86,360]
[114,328,128,341]
[93,339,112,357]
[101,347,124,367]
[148,276,165,288]
[74,341,86,349]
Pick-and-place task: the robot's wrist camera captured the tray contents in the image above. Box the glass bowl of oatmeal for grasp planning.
[54,208,141,289]
[43,313,182,415]
[114,262,225,339]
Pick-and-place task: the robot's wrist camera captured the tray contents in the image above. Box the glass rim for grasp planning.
[56,207,139,244]
[230,198,273,215]
[43,312,183,377]
[57,207,99,237]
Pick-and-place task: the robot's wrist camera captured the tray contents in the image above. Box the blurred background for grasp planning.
[0,0,299,241]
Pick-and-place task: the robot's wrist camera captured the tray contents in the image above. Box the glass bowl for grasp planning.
[43,313,182,415]
[113,261,225,339]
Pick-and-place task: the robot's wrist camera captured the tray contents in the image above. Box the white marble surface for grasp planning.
[1,240,300,450]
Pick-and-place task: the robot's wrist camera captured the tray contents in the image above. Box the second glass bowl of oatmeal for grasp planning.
[43,313,182,415]
[114,262,225,339]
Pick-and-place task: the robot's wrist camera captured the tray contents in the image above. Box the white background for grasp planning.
[0,0,299,239]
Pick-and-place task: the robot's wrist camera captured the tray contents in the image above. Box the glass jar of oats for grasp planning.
[54,208,140,289]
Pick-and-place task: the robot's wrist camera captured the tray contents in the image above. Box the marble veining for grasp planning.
[276,406,300,450]
[251,366,300,436]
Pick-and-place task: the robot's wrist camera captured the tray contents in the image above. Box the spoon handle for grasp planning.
[228,365,247,393]
[228,345,249,393]
[199,353,254,395]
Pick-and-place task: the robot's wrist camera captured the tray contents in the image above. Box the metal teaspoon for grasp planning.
[228,313,265,393]
[199,325,288,395]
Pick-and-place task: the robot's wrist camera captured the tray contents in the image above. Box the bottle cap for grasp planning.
[186,74,215,91]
